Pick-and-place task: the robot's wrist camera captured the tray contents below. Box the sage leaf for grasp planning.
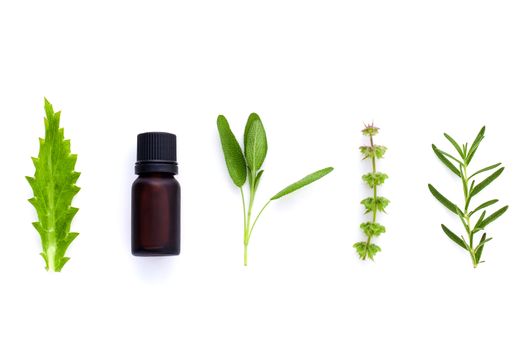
[244,113,267,172]
[271,167,334,200]
[254,170,264,192]
[217,115,247,187]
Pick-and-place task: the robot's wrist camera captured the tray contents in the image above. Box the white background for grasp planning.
[1,1,524,349]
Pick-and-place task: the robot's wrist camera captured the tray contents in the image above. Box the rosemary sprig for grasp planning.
[354,123,389,260]
[428,126,508,268]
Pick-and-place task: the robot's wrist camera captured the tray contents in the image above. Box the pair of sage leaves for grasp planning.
[217,113,333,266]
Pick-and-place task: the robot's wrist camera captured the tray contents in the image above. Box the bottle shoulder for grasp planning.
[133,174,179,188]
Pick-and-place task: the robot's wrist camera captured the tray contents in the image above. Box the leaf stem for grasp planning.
[244,244,248,266]
[249,200,271,241]
[364,134,377,258]
[240,187,247,236]
[243,169,258,266]
[459,152,479,267]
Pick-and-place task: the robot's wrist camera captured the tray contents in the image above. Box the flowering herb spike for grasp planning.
[428,126,508,268]
[217,113,333,266]
[26,99,80,272]
[354,123,389,261]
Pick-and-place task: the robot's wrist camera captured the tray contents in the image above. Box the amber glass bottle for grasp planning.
[132,132,180,256]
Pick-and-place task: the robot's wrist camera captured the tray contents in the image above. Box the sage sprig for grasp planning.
[217,113,333,266]
[428,126,508,268]
[354,123,389,260]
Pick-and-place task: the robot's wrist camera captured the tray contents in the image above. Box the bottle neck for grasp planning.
[137,172,174,178]
[135,161,178,175]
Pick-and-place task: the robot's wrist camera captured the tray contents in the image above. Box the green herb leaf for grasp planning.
[469,199,499,216]
[362,124,379,136]
[468,163,502,180]
[428,184,459,214]
[254,170,264,192]
[360,145,387,159]
[441,224,467,250]
[444,133,465,159]
[470,168,504,198]
[361,196,390,214]
[217,115,247,187]
[360,222,386,237]
[353,242,368,259]
[473,210,487,233]
[219,113,333,266]
[353,242,381,260]
[26,98,81,272]
[479,206,509,229]
[432,144,461,176]
[466,126,485,165]
[362,172,388,188]
[271,167,333,200]
[474,233,491,264]
[430,126,507,268]
[244,113,267,172]
[356,123,389,261]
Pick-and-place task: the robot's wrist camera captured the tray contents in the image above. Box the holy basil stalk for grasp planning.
[26,99,81,272]
[217,113,333,266]
[428,126,508,268]
[354,124,389,260]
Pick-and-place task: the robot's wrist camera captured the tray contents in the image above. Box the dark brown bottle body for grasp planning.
[132,173,180,256]
[132,132,180,256]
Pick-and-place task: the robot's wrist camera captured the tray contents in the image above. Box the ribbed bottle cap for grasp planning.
[135,132,178,174]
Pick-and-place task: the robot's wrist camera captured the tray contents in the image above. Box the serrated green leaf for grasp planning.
[271,167,333,200]
[217,115,247,187]
[353,242,368,259]
[244,113,267,172]
[27,99,81,272]
[361,196,390,214]
[428,184,460,214]
[362,124,379,136]
[360,222,386,237]
[470,168,504,198]
[362,172,388,188]
[360,145,387,159]
[432,144,461,177]
[441,224,467,250]
[367,244,381,260]
[353,242,381,260]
